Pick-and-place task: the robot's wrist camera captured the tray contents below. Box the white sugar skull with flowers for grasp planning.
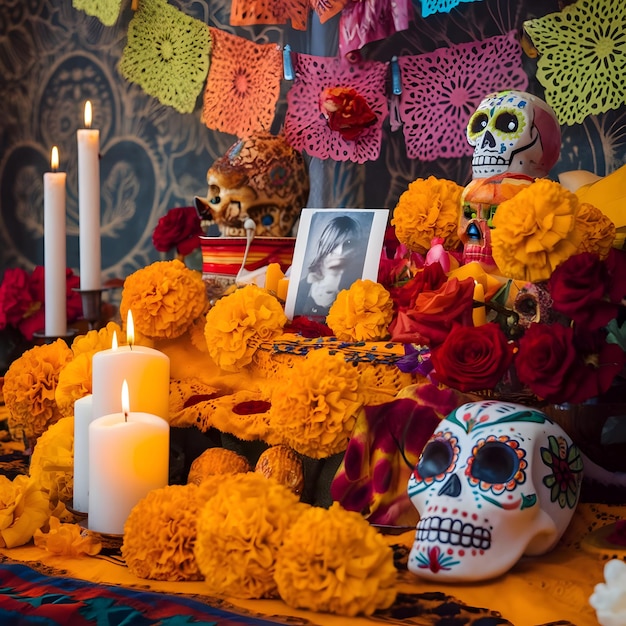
[466,90,561,180]
[407,401,583,582]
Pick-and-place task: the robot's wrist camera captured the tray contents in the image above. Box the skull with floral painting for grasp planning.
[458,173,533,272]
[407,401,583,582]
[466,90,561,180]
[194,132,310,237]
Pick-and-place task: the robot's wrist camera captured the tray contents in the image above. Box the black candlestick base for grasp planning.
[32,328,79,346]
[74,288,105,330]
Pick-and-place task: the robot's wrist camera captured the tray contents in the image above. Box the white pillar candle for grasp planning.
[72,394,95,513]
[43,146,67,337]
[77,100,102,290]
[88,382,169,535]
[91,312,170,420]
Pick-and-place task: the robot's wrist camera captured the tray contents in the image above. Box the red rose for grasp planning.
[0,268,33,328]
[430,322,514,392]
[605,247,626,304]
[390,276,474,346]
[387,263,447,312]
[548,252,617,330]
[565,329,626,403]
[152,206,203,256]
[516,323,579,402]
[320,87,377,141]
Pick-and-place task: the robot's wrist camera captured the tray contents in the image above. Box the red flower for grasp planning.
[430,323,514,392]
[319,86,377,141]
[0,266,83,341]
[152,206,203,256]
[0,268,33,328]
[516,323,579,402]
[389,276,474,346]
[284,316,334,338]
[548,252,617,330]
[387,263,447,312]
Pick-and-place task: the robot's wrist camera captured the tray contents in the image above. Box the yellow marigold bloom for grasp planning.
[34,516,101,557]
[120,260,208,340]
[0,474,51,548]
[268,348,364,458]
[194,473,306,598]
[122,483,204,581]
[187,314,209,353]
[274,502,397,616]
[29,416,74,507]
[491,179,582,282]
[392,176,463,254]
[204,285,287,372]
[327,279,394,342]
[575,202,616,260]
[71,322,124,356]
[3,340,73,442]
[55,352,92,417]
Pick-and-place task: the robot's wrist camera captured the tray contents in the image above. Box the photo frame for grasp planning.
[284,208,390,320]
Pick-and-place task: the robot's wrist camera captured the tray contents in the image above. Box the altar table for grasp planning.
[0,500,622,626]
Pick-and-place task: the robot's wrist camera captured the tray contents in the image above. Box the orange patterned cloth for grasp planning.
[202,29,283,137]
[230,0,309,31]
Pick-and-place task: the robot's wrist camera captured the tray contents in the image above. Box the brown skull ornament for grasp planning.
[194,132,310,237]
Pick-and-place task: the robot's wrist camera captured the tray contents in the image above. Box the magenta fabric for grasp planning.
[397,31,528,160]
[338,0,413,58]
[284,53,388,163]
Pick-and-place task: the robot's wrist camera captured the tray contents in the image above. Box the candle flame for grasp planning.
[121,379,130,422]
[126,309,134,348]
[112,331,118,350]
[50,146,59,171]
[84,100,93,129]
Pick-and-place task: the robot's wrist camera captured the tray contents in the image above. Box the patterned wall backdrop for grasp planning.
[0,0,624,283]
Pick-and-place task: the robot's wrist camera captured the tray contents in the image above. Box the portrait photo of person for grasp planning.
[285,208,389,320]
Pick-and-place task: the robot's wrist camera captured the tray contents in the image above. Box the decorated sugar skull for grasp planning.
[458,173,533,272]
[408,401,583,582]
[194,132,310,237]
[466,90,561,180]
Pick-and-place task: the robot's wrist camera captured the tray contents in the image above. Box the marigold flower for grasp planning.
[327,279,394,342]
[3,340,73,441]
[71,322,124,356]
[122,483,204,581]
[268,348,364,458]
[491,179,581,282]
[55,352,92,417]
[0,474,51,548]
[574,202,616,260]
[29,416,74,507]
[34,516,101,557]
[194,472,306,598]
[392,176,463,255]
[204,285,287,372]
[274,502,397,616]
[120,260,207,340]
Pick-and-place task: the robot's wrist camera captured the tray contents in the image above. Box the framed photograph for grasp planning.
[284,208,389,320]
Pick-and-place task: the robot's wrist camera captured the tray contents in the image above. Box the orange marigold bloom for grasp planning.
[204,284,287,372]
[120,260,207,340]
[392,176,463,254]
[3,340,73,441]
[491,179,582,282]
[327,279,394,342]
[274,502,397,616]
[122,483,204,581]
[194,472,306,598]
[268,348,364,458]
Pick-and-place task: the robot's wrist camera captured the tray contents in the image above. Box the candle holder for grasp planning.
[74,288,105,330]
[33,328,79,346]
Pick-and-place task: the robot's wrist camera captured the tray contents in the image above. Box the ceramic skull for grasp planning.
[458,173,533,272]
[194,132,310,237]
[407,401,583,582]
[466,90,561,179]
